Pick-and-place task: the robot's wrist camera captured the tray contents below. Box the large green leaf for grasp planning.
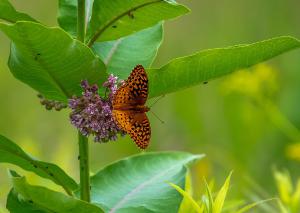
[6,189,44,213]
[87,0,189,45]
[57,0,94,37]
[93,23,163,79]
[147,36,300,98]
[0,21,107,103]
[0,0,36,23]
[0,135,77,194]
[57,0,77,37]
[90,152,204,213]
[9,173,104,213]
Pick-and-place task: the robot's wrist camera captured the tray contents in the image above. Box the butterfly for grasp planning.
[112,65,151,149]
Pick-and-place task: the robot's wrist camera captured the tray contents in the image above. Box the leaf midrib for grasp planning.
[109,160,188,213]
[87,0,162,47]
[14,25,71,98]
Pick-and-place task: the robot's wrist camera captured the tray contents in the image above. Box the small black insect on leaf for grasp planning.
[203,81,208,84]
[34,53,41,61]
[128,11,134,19]
[112,25,117,28]
[49,172,54,177]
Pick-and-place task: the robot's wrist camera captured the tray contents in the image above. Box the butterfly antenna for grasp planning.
[149,95,165,108]
[150,110,165,124]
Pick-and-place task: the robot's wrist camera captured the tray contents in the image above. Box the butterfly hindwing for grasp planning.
[112,110,151,149]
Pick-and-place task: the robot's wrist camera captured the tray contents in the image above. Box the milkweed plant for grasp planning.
[0,0,300,212]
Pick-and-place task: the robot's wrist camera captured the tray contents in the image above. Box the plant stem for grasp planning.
[77,0,90,202]
[78,132,90,202]
[77,0,86,43]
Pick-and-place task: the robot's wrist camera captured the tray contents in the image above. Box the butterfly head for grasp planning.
[136,105,150,113]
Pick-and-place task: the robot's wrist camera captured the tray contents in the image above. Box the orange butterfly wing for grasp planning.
[112,65,148,107]
[112,65,151,149]
[112,110,151,149]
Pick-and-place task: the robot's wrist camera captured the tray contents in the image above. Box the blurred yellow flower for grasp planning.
[286,143,300,161]
[221,64,278,101]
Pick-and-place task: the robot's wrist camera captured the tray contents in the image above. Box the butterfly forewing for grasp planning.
[112,65,148,108]
[112,65,151,149]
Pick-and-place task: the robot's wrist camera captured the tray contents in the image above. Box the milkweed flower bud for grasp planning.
[69,75,125,142]
[38,94,67,111]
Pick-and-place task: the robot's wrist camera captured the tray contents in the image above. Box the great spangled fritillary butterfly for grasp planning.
[112,65,151,149]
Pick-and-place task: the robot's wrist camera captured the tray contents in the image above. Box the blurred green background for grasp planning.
[1,0,300,211]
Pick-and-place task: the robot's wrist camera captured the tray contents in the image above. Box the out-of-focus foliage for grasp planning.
[274,169,300,213]
[222,64,279,101]
[170,172,274,213]
[286,143,300,161]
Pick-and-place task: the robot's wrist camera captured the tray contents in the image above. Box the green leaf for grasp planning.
[10,173,104,213]
[168,182,202,213]
[177,173,200,213]
[204,178,214,213]
[0,21,107,103]
[87,0,189,45]
[57,0,77,37]
[212,172,232,213]
[6,189,44,213]
[93,23,163,79]
[90,152,204,213]
[0,0,36,23]
[236,198,276,213]
[147,36,300,98]
[0,135,77,194]
[57,0,94,37]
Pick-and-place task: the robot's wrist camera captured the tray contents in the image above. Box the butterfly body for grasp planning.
[112,65,151,149]
[113,105,149,112]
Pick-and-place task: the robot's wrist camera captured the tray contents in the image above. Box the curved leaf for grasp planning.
[90,152,204,213]
[93,23,163,79]
[6,189,44,213]
[168,182,202,213]
[10,174,103,213]
[0,21,107,103]
[147,36,300,98]
[0,135,77,194]
[57,0,78,36]
[87,0,189,44]
[0,0,36,23]
[57,0,94,37]
[212,172,232,213]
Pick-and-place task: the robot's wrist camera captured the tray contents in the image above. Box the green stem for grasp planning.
[78,132,90,202]
[77,0,86,43]
[77,0,90,202]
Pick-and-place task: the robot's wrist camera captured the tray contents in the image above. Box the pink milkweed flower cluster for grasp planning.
[69,75,125,142]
